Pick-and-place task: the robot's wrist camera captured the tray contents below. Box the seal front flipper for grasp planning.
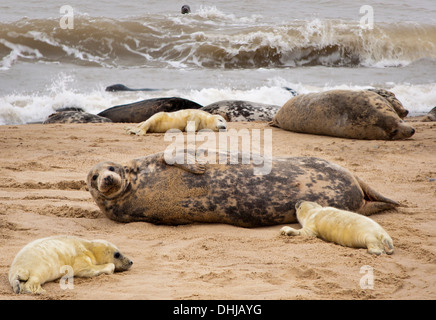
[163,151,207,174]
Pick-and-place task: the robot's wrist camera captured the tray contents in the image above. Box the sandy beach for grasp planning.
[0,118,435,300]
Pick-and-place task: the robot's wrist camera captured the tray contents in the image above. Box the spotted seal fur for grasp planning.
[201,100,281,122]
[87,151,399,227]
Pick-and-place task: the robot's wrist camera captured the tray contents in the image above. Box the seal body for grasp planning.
[281,201,394,255]
[9,235,132,294]
[271,90,415,140]
[87,152,399,227]
[97,97,203,123]
[125,109,227,135]
[201,100,281,122]
[43,111,112,124]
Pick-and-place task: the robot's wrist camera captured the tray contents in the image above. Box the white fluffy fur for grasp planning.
[125,109,227,135]
[9,235,132,294]
[280,201,394,255]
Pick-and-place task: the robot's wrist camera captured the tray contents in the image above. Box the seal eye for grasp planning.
[109,166,115,172]
[114,252,121,259]
[92,174,98,181]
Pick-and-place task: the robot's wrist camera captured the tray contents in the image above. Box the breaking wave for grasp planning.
[1,9,435,70]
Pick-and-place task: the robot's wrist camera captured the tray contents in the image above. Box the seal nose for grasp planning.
[104,175,113,184]
[410,128,415,136]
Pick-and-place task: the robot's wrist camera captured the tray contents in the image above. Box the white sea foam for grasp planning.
[0,73,434,125]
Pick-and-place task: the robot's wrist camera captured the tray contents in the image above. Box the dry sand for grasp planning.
[0,118,435,300]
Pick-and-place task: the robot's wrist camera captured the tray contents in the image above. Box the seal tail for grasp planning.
[9,269,29,294]
[356,177,400,216]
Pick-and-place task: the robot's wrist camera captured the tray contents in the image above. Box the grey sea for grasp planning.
[0,0,435,124]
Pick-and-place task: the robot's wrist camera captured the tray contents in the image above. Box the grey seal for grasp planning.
[87,151,399,227]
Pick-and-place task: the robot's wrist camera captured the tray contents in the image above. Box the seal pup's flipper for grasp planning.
[355,177,400,216]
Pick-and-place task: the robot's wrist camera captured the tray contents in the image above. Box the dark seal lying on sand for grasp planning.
[97,97,203,123]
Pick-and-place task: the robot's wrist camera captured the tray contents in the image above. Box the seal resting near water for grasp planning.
[201,100,281,122]
[270,90,415,140]
[9,235,132,294]
[281,201,394,255]
[43,110,112,124]
[125,109,227,134]
[97,97,203,123]
[87,151,399,227]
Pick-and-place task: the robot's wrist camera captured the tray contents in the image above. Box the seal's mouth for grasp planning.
[98,178,130,200]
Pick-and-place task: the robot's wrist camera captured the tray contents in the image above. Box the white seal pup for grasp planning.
[125,109,227,135]
[280,201,394,255]
[9,235,132,294]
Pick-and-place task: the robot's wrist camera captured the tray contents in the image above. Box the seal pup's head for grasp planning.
[87,161,129,200]
[90,239,133,272]
[209,114,227,131]
[295,201,323,224]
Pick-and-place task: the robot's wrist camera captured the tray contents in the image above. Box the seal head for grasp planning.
[181,5,191,14]
[87,162,129,200]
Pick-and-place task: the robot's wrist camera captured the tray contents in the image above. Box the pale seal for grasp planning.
[97,97,203,123]
[281,201,394,255]
[87,151,399,227]
[201,100,281,122]
[271,90,415,140]
[9,235,132,294]
[125,109,227,135]
[43,110,112,124]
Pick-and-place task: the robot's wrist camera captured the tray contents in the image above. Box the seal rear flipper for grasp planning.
[356,176,400,206]
[10,269,30,294]
[357,201,399,216]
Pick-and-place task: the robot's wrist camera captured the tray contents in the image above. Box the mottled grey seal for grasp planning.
[201,100,281,122]
[271,90,415,140]
[105,84,160,92]
[97,97,203,123]
[9,235,132,294]
[87,151,399,227]
[280,201,394,255]
[43,111,112,124]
